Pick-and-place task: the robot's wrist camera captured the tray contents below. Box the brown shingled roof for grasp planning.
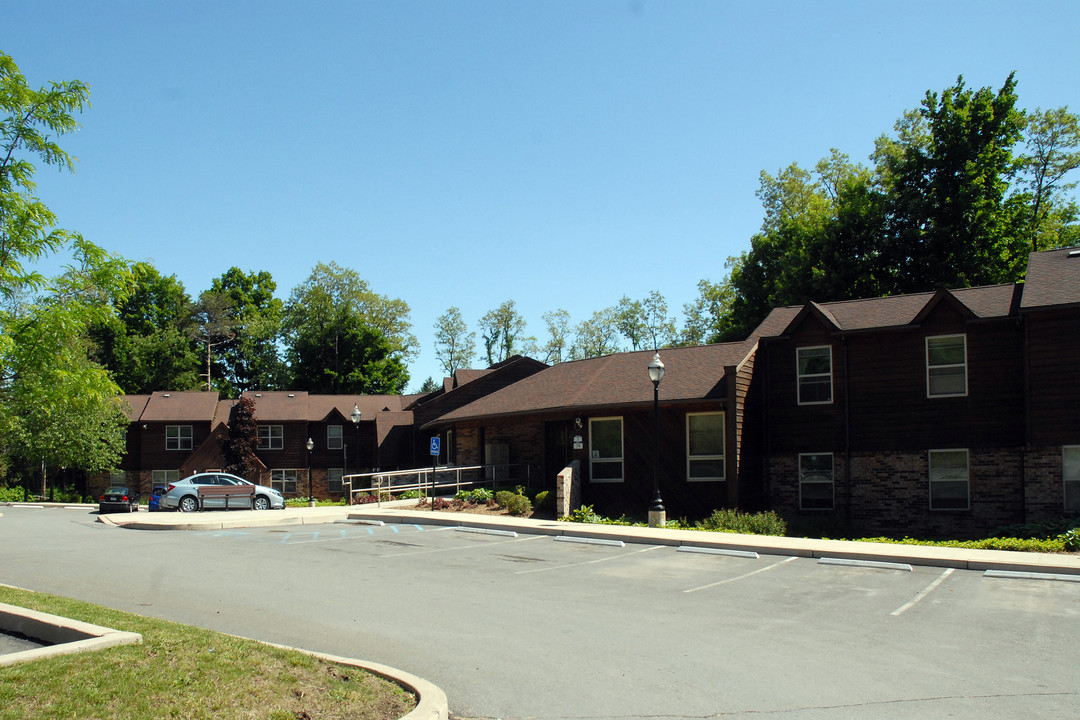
[1021,246,1080,310]
[140,391,220,422]
[430,341,755,425]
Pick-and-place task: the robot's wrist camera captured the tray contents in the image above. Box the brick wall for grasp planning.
[1025,446,1067,521]
[769,447,1028,538]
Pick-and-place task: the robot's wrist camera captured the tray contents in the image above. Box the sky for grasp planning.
[7,0,1080,391]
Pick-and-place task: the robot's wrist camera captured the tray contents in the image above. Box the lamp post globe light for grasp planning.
[351,404,362,473]
[306,437,315,507]
[648,351,666,528]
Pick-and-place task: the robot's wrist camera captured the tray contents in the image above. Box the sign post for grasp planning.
[429,437,440,510]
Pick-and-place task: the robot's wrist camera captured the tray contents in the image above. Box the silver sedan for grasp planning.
[159,472,285,512]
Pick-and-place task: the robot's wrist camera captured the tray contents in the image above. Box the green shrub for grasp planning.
[0,486,25,502]
[533,490,551,510]
[494,490,516,508]
[502,494,532,516]
[856,536,1066,553]
[563,505,602,523]
[695,508,787,536]
[1061,528,1080,552]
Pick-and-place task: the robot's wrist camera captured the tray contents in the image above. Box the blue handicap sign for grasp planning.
[430,437,441,456]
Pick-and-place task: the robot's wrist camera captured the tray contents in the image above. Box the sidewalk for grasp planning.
[91,502,1080,577]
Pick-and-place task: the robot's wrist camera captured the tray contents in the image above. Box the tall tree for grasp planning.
[539,309,571,365]
[877,73,1027,290]
[679,278,733,346]
[1018,107,1080,251]
[284,263,410,394]
[0,53,131,483]
[88,262,201,393]
[432,306,475,377]
[209,267,286,394]
[189,290,236,393]
[478,300,530,365]
[571,308,620,360]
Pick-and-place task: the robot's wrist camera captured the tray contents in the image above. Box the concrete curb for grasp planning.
[0,601,143,668]
[346,508,1080,576]
[255,641,448,720]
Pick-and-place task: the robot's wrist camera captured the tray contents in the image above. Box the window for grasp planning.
[686,412,725,481]
[327,425,343,450]
[328,467,343,493]
[797,346,833,405]
[152,469,179,486]
[799,453,834,510]
[926,335,967,397]
[589,417,624,483]
[271,469,298,494]
[166,425,192,450]
[929,449,969,510]
[1065,447,1080,513]
[258,425,283,450]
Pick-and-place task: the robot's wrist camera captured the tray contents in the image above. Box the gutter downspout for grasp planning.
[843,333,852,529]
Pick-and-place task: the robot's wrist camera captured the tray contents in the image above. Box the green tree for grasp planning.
[571,307,620,360]
[877,73,1027,290]
[433,306,475,377]
[679,278,733,346]
[478,300,530,365]
[539,309,571,364]
[1018,107,1080,251]
[89,262,201,393]
[284,264,410,394]
[0,53,131,483]
[189,290,237,393]
[209,267,286,394]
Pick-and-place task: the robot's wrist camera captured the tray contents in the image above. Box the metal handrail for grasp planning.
[342,463,535,506]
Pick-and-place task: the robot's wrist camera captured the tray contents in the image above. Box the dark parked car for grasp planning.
[148,485,167,512]
[98,487,140,514]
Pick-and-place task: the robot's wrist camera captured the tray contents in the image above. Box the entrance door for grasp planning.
[544,421,572,486]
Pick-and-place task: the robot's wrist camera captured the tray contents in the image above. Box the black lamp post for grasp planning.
[351,404,362,472]
[306,437,315,507]
[648,351,666,528]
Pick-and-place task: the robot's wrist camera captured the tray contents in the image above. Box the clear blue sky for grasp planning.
[8,1,1080,391]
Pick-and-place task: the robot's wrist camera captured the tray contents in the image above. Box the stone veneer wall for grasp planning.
[769,447,1028,538]
[555,460,580,518]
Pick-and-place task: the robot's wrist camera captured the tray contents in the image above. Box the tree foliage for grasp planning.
[432,306,475,377]
[478,300,531,365]
[284,263,410,394]
[220,395,260,478]
[209,268,286,395]
[0,52,131,481]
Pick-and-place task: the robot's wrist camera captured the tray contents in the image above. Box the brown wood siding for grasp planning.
[138,422,215,473]
[1026,309,1080,445]
[765,308,1025,454]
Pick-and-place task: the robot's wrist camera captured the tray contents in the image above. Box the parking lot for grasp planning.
[3,505,1079,719]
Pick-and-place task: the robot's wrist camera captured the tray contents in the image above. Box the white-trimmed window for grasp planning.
[797,346,833,405]
[327,425,343,450]
[926,335,967,397]
[799,453,834,510]
[258,425,283,450]
[1064,446,1080,513]
[929,449,970,510]
[152,469,179,486]
[271,469,298,494]
[589,417,624,483]
[686,412,725,481]
[166,425,192,450]
[328,467,344,493]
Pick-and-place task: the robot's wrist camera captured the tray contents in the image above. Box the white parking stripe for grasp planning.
[515,544,663,575]
[380,534,546,557]
[891,568,955,616]
[683,556,797,593]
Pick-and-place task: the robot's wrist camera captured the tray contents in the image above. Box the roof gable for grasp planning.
[1021,246,1080,310]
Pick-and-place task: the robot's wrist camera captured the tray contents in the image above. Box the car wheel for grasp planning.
[178,495,199,513]
[253,496,270,511]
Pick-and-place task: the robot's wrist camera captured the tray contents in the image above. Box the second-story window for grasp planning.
[327,425,343,450]
[258,425,283,450]
[166,425,192,451]
[797,346,833,405]
[926,334,967,397]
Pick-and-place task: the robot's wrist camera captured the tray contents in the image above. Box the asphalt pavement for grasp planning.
[87,501,1080,577]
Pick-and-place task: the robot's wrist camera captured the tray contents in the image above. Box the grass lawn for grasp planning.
[0,586,415,720]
